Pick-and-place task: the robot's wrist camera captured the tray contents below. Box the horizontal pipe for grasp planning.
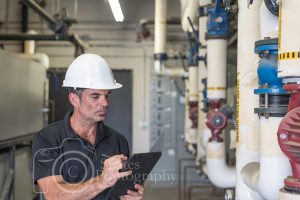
[0,33,67,41]
[0,33,89,49]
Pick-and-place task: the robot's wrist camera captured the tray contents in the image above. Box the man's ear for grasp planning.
[68,92,80,107]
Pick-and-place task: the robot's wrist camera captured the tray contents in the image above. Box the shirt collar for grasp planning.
[64,110,109,145]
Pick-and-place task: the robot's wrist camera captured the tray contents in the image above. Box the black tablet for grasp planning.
[108,151,162,198]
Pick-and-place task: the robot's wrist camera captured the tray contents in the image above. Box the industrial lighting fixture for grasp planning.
[108,0,124,22]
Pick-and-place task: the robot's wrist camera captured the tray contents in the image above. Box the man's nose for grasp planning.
[99,96,109,107]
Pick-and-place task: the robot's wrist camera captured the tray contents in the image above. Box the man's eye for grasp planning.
[92,96,99,99]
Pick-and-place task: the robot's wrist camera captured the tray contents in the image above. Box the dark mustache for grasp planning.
[96,107,108,112]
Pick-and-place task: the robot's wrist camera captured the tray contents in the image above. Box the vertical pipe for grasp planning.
[259,2,278,39]
[258,117,291,200]
[24,30,36,55]
[278,0,300,78]
[189,67,198,103]
[197,0,211,160]
[206,39,227,100]
[236,0,263,199]
[154,0,167,73]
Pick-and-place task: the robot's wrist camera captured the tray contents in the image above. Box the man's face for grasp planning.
[73,89,111,122]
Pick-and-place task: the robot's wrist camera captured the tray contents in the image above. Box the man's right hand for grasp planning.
[98,154,132,189]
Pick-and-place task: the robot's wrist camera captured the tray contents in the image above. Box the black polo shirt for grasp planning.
[32,111,129,200]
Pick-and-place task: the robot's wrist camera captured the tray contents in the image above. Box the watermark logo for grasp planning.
[32,138,95,194]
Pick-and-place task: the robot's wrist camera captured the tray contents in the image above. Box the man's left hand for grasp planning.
[120,184,144,200]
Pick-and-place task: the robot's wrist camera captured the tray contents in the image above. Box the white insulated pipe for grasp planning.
[154,0,187,77]
[236,0,263,199]
[199,0,211,7]
[189,66,198,102]
[206,141,236,188]
[154,0,167,74]
[182,0,199,146]
[185,66,198,145]
[19,30,49,69]
[242,117,292,200]
[260,2,278,39]
[24,30,37,55]
[184,77,197,146]
[197,64,210,159]
[207,39,227,100]
[278,0,300,78]
[280,189,300,200]
[196,0,211,160]
[161,68,188,77]
[181,0,199,32]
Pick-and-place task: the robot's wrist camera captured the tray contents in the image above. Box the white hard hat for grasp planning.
[62,53,122,90]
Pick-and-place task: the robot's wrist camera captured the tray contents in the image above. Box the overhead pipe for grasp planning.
[236,0,264,199]
[0,33,88,57]
[0,33,68,40]
[20,0,71,34]
[19,0,87,56]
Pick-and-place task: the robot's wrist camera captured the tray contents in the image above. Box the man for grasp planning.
[32,53,144,200]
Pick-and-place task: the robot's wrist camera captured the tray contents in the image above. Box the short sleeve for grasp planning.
[32,132,61,183]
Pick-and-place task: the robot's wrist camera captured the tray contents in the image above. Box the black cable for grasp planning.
[179,52,188,72]
[173,79,185,97]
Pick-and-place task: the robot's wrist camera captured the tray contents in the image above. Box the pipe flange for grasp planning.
[254,107,288,117]
[283,78,300,85]
[154,53,168,61]
[255,38,278,48]
[284,178,300,194]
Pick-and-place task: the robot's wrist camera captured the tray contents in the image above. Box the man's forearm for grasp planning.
[43,176,107,200]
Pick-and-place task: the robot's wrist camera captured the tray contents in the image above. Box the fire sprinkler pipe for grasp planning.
[236,0,264,199]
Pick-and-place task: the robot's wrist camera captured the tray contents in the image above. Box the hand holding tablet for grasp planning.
[108,151,162,198]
